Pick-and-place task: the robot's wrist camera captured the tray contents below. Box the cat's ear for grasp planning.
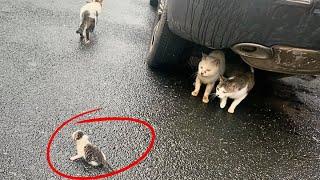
[219,75,225,82]
[210,58,219,65]
[202,53,207,58]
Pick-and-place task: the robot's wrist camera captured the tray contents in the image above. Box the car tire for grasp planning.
[149,0,158,7]
[147,2,187,69]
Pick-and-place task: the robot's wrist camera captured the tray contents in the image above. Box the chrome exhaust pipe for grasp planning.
[231,43,274,59]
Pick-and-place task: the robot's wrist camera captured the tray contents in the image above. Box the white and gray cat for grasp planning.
[70,130,112,171]
[192,50,225,103]
[76,0,103,43]
[215,67,255,113]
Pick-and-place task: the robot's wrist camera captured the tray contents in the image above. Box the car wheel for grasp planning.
[150,0,158,7]
[147,1,187,69]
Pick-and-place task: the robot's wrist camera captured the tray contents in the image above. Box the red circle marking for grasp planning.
[46,108,156,179]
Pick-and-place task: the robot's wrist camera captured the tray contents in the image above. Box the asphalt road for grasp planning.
[0,0,319,179]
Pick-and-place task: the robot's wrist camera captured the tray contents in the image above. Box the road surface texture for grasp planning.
[0,0,319,179]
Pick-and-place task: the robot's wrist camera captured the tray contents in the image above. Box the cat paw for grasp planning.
[70,156,80,161]
[227,108,235,114]
[220,102,226,109]
[202,97,209,103]
[191,91,199,96]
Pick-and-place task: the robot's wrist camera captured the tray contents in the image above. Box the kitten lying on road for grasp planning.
[70,130,112,171]
[192,50,225,103]
[215,67,255,113]
[76,0,103,44]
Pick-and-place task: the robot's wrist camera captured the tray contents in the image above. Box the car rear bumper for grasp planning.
[166,0,320,74]
[232,43,320,75]
[167,0,320,50]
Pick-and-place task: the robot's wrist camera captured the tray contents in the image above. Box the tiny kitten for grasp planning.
[70,130,112,170]
[215,67,255,113]
[76,0,103,43]
[192,50,225,103]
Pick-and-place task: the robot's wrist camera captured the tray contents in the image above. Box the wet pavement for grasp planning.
[0,0,319,179]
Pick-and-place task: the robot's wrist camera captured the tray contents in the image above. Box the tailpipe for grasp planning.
[231,43,273,59]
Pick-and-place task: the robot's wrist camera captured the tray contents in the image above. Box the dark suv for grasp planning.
[147,0,320,75]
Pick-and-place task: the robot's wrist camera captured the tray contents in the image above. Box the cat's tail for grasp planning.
[102,160,113,172]
[76,10,90,35]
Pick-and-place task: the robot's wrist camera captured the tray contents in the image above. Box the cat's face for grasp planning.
[72,130,88,141]
[216,76,238,98]
[198,54,219,77]
[216,83,228,98]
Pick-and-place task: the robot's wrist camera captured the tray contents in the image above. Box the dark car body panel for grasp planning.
[167,0,320,50]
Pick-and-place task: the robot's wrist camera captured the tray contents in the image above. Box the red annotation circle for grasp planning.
[46,108,156,179]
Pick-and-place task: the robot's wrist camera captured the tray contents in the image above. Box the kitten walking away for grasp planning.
[70,130,112,171]
[192,50,225,103]
[76,0,103,43]
[215,67,255,113]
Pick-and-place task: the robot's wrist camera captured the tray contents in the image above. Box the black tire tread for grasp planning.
[147,6,186,68]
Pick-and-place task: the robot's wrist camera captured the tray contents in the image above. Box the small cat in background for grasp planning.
[215,67,255,113]
[192,50,225,103]
[76,0,103,44]
[70,130,112,171]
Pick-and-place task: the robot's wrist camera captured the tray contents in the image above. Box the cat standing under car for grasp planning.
[70,130,112,171]
[192,50,225,103]
[215,67,255,113]
[76,0,104,44]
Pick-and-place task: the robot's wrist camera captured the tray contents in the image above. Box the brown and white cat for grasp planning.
[70,130,112,171]
[76,0,103,43]
[192,50,225,103]
[215,67,255,113]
